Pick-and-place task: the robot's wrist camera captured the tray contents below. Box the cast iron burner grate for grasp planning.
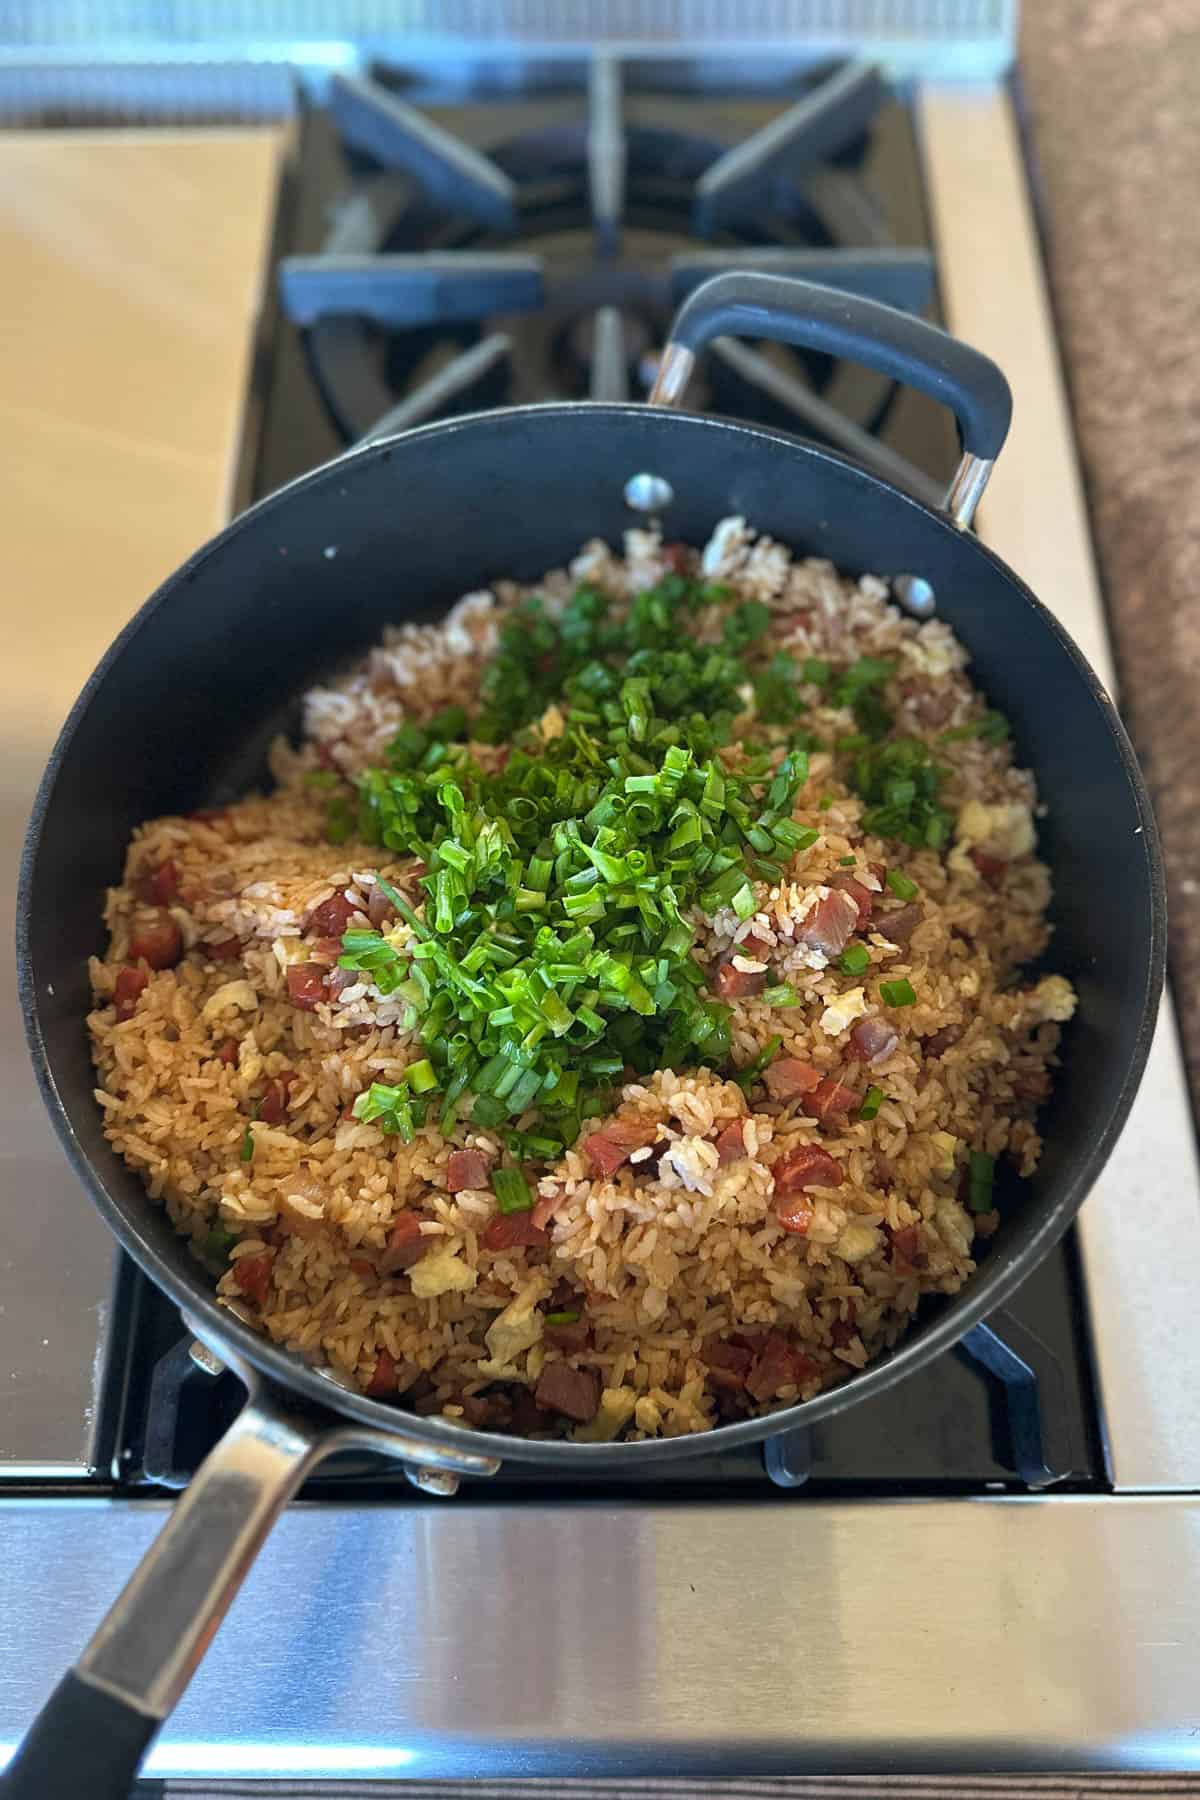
[277,58,944,506]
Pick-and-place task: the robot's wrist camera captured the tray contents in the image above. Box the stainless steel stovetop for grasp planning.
[5,7,1200,1782]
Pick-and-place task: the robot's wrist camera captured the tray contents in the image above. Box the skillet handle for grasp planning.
[652,272,1012,529]
[0,1385,323,1800]
[0,1358,499,1799]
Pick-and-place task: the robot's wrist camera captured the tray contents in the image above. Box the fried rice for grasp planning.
[87,519,1075,1442]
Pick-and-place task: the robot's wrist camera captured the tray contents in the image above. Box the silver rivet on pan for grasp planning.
[405,1465,461,1497]
[893,574,936,617]
[188,1340,225,1378]
[624,471,674,513]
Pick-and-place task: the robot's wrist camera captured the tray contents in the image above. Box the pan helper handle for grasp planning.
[651,273,1012,530]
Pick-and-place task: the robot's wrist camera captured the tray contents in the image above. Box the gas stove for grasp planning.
[5,17,1200,1785]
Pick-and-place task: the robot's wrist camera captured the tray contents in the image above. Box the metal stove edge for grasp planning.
[0,1,1018,96]
[3,1492,1200,1779]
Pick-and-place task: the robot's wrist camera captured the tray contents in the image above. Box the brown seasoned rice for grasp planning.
[87,519,1075,1442]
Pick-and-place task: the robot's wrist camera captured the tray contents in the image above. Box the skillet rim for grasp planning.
[15,401,1167,1467]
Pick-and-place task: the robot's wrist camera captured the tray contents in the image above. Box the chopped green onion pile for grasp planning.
[326,571,829,1140]
[320,570,987,1149]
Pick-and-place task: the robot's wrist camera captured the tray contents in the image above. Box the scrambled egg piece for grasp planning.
[935,1198,973,1260]
[473,1282,544,1378]
[408,1244,478,1300]
[236,1031,263,1082]
[835,1221,881,1264]
[200,979,258,1022]
[954,798,1036,862]
[1031,974,1077,1023]
[575,1386,639,1443]
[271,936,313,969]
[381,921,417,955]
[671,1379,711,1436]
[819,984,868,1037]
[900,620,963,680]
[930,1130,960,1176]
[633,1395,663,1435]
[537,703,566,743]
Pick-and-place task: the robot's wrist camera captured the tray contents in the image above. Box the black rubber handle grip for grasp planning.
[666,272,1013,464]
[0,1670,159,1799]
